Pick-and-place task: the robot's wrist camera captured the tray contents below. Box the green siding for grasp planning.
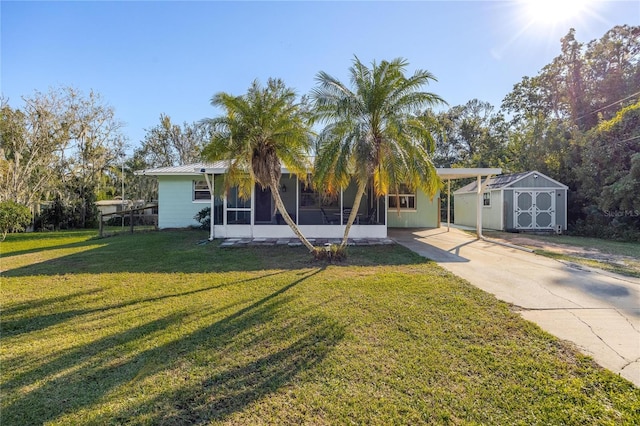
[388,190,439,228]
[158,176,209,228]
[454,192,478,228]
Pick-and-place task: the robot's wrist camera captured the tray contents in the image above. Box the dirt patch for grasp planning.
[486,233,639,272]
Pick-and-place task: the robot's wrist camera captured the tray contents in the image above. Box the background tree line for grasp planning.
[1,89,207,230]
[1,25,638,239]
[431,25,639,240]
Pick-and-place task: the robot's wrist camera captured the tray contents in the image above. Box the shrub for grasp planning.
[194,207,211,230]
[313,244,347,262]
[0,201,32,241]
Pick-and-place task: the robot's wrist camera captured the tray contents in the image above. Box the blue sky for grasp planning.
[2,1,639,153]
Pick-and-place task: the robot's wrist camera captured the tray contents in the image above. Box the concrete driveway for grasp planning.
[389,227,640,387]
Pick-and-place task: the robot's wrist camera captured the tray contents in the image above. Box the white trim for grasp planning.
[499,189,504,231]
[504,171,568,190]
[514,190,557,230]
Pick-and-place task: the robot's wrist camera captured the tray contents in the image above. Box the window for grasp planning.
[388,184,416,210]
[193,180,211,201]
[483,192,491,207]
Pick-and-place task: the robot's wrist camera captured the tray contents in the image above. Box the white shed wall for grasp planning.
[454,191,503,230]
[483,190,503,230]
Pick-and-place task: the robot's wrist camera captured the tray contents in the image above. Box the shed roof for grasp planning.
[454,171,567,194]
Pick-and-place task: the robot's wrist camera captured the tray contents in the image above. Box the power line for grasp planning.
[576,90,640,122]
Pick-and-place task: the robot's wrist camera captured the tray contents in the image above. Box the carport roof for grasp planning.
[436,168,502,180]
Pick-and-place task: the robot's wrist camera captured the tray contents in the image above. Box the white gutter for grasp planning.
[203,172,215,240]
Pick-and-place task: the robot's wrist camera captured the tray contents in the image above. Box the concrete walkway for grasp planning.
[389,227,640,387]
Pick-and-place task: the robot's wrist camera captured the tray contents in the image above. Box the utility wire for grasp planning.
[575,90,640,122]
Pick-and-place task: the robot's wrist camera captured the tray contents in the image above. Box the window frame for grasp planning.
[483,191,491,207]
[193,180,211,202]
[388,184,417,211]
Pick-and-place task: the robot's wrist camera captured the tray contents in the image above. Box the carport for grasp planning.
[436,168,502,238]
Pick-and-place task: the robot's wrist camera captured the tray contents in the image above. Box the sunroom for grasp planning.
[136,163,392,239]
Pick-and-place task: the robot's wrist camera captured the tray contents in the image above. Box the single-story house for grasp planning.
[454,171,568,232]
[135,163,501,239]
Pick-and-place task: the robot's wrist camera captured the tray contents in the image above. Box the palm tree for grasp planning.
[202,78,315,252]
[312,57,446,248]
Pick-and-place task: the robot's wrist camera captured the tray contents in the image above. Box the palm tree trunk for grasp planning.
[269,170,315,252]
[340,181,367,248]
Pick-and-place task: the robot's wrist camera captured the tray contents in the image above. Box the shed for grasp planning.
[454,171,568,232]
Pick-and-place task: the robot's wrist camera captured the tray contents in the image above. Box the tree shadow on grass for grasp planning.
[1,271,288,338]
[1,269,343,425]
[1,230,428,277]
[139,316,344,424]
[0,237,103,259]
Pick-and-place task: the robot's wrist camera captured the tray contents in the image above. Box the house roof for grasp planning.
[134,162,230,176]
[454,171,567,194]
[136,163,503,180]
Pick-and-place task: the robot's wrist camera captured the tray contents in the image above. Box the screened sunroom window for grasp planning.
[226,186,251,224]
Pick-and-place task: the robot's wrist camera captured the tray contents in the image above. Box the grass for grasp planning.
[1,230,639,425]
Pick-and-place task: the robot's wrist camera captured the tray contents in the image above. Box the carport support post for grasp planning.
[447,179,451,232]
[476,175,483,238]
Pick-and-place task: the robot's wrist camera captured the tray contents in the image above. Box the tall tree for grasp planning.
[0,94,66,208]
[502,25,640,132]
[1,88,126,228]
[132,114,207,202]
[577,101,640,218]
[583,25,640,123]
[61,88,126,227]
[202,78,315,252]
[432,99,509,169]
[312,57,445,248]
[136,114,206,168]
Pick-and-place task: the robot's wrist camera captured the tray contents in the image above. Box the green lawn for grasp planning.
[1,230,638,425]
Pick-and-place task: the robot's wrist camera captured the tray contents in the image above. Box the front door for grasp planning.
[255,186,272,223]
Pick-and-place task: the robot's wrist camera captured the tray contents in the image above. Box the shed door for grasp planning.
[514,190,555,230]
